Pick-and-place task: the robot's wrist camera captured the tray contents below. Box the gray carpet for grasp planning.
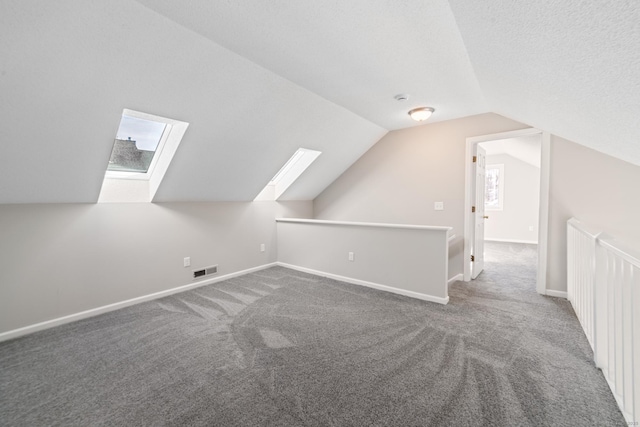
[0,242,625,426]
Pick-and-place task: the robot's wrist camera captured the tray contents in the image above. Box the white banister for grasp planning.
[275,217,452,232]
[567,218,600,349]
[567,218,639,423]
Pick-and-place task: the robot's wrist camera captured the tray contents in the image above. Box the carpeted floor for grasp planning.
[0,242,626,426]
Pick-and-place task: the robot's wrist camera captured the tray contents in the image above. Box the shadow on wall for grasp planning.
[448,236,464,280]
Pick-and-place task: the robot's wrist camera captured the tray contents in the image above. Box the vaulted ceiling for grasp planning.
[1,1,638,204]
[482,135,542,168]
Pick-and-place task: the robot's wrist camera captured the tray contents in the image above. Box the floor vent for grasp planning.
[193,265,218,279]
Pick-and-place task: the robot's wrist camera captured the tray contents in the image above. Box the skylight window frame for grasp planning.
[98,109,189,203]
[105,109,173,181]
[255,148,322,201]
[269,149,306,185]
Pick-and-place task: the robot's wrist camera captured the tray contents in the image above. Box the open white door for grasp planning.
[471,145,486,279]
[463,128,547,290]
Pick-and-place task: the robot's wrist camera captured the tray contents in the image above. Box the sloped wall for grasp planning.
[313,119,640,294]
[547,136,640,292]
[313,113,529,278]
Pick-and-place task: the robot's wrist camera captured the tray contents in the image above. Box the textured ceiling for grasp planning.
[0,0,638,204]
[449,0,640,166]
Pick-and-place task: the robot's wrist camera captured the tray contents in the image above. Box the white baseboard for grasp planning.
[277,262,449,305]
[448,274,463,286]
[485,238,538,244]
[545,289,568,299]
[0,263,278,343]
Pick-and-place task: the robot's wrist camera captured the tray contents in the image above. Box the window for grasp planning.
[255,148,322,201]
[485,164,504,211]
[107,115,167,175]
[98,109,189,203]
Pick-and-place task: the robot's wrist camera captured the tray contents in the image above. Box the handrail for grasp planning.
[275,218,452,232]
[567,217,601,239]
[598,235,640,266]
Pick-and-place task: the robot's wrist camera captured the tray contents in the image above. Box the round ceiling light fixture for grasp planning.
[394,93,410,101]
[408,107,435,122]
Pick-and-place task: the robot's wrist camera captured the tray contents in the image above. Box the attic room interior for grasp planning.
[1,1,638,425]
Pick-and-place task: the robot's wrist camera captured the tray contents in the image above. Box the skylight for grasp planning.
[255,148,321,201]
[269,149,306,185]
[107,115,167,174]
[98,109,189,203]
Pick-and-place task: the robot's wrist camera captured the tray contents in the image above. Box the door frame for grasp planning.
[471,144,486,279]
[463,128,550,295]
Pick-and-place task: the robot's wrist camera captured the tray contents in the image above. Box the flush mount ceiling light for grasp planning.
[408,107,435,122]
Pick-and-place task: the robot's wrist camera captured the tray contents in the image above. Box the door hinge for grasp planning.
[471,255,475,262]
[472,156,477,163]
[472,206,476,213]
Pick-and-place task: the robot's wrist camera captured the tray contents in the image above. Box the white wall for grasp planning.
[277,219,450,303]
[0,201,312,334]
[313,113,529,278]
[7,121,637,335]
[546,136,640,292]
[484,153,540,243]
[313,114,640,295]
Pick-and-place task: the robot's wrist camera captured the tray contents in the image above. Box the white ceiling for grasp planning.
[481,135,542,168]
[134,0,488,130]
[0,1,638,204]
[449,0,640,167]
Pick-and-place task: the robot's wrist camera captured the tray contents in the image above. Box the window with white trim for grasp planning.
[98,109,189,203]
[106,114,168,177]
[485,164,504,211]
[254,148,321,201]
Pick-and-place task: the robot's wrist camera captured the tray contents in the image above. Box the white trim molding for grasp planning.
[277,262,450,305]
[276,217,452,232]
[448,274,464,286]
[536,132,551,295]
[545,289,568,299]
[485,238,538,245]
[0,263,277,343]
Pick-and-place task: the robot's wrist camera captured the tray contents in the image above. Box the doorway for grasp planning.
[463,129,550,295]
[481,135,542,244]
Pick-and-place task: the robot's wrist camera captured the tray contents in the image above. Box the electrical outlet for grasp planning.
[183,257,191,267]
[348,252,354,262]
[434,201,444,211]
[260,243,265,252]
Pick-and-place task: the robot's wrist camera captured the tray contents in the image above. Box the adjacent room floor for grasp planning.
[0,242,625,426]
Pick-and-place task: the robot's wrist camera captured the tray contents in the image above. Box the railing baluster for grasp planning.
[609,250,616,385]
[632,263,639,421]
[622,260,633,412]
[567,218,639,422]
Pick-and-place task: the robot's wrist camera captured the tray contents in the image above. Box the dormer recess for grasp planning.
[255,148,322,201]
[98,109,189,203]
